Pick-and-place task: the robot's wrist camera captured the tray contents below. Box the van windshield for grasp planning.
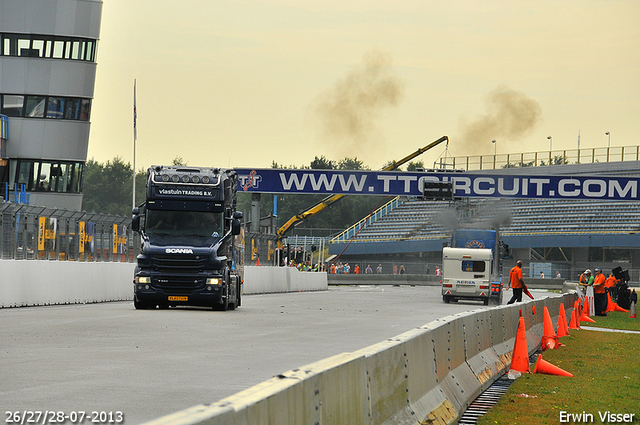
[145,210,224,238]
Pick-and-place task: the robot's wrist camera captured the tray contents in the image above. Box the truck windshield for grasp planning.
[145,210,224,238]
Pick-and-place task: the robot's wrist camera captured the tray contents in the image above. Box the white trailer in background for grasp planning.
[441,247,502,305]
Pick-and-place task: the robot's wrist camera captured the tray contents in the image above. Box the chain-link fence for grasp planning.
[0,201,139,262]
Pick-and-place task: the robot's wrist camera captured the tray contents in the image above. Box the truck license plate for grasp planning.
[168,296,188,301]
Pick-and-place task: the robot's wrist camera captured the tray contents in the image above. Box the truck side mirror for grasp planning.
[231,218,241,236]
[132,215,140,233]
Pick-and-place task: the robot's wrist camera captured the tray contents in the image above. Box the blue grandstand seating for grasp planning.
[332,197,640,243]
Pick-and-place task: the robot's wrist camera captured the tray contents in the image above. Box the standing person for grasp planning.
[365,264,373,274]
[435,266,442,276]
[605,272,619,301]
[593,267,607,316]
[579,270,588,285]
[507,260,525,304]
[399,265,406,275]
[393,264,398,275]
[376,264,383,274]
[579,270,595,315]
[540,271,545,278]
[556,271,562,278]
[354,264,360,274]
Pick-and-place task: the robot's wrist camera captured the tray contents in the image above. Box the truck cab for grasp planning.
[131,165,243,310]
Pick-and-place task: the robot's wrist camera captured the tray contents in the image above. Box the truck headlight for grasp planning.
[206,278,222,285]
[136,276,150,284]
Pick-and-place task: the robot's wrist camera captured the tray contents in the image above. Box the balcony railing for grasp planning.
[436,146,640,171]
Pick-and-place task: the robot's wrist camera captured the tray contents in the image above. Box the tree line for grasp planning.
[81,156,425,236]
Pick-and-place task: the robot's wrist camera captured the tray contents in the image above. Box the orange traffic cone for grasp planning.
[615,303,629,313]
[579,313,596,323]
[630,301,637,319]
[557,303,570,337]
[579,297,596,323]
[509,316,530,373]
[256,257,261,266]
[605,293,616,313]
[583,296,591,316]
[569,307,580,330]
[542,306,559,350]
[533,354,574,377]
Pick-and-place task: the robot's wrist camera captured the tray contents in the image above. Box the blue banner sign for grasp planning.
[234,168,640,201]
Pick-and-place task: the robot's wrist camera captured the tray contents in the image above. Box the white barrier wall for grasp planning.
[141,293,577,425]
[0,260,135,307]
[0,262,326,308]
[243,266,327,294]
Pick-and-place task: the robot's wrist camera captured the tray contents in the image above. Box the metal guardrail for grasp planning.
[0,201,138,262]
[331,196,400,243]
[437,145,640,171]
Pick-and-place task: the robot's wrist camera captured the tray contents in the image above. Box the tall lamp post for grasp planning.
[547,136,552,164]
[492,139,496,169]
[605,131,610,162]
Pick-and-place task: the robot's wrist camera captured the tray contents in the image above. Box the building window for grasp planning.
[25,96,46,118]
[1,95,24,117]
[9,159,84,193]
[1,33,97,62]
[46,97,64,118]
[1,94,91,121]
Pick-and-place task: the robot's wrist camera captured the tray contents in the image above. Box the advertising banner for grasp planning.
[235,168,640,201]
[112,224,127,254]
[37,217,57,252]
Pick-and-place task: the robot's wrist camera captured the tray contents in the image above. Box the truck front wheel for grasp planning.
[134,297,153,310]
[213,278,230,311]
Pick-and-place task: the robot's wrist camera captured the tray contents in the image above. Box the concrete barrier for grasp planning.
[328,273,442,286]
[0,260,135,307]
[142,293,578,425]
[0,262,327,308]
[243,266,327,294]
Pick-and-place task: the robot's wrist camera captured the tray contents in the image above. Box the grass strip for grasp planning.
[478,311,640,425]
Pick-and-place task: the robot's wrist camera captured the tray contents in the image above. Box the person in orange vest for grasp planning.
[605,273,618,291]
[354,264,360,274]
[579,271,587,285]
[593,267,607,316]
[507,260,525,304]
[605,272,619,300]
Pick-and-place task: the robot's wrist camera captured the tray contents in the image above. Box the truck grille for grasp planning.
[153,254,208,274]
[151,254,209,293]
[152,275,205,294]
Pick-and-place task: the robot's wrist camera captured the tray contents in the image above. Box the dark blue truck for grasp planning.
[131,165,243,310]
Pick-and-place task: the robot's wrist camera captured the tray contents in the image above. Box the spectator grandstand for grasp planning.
[328,160,640,281]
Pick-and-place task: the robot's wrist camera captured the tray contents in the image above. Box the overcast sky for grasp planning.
[88,0,640,171]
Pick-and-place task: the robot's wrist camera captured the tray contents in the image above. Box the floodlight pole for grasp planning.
[132,79,137,211]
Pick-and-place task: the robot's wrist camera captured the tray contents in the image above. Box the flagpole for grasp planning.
[132,79,137,211]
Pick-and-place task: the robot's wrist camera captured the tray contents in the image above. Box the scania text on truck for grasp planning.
[131,165,243,310]
[441,229,503,305]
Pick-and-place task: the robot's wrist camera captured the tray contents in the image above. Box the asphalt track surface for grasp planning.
[1,286,523,424]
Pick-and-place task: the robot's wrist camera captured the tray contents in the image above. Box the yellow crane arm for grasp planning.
[276,135,449,243]
[382,135,449,171]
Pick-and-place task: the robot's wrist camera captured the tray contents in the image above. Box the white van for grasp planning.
[441,247,499,305]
